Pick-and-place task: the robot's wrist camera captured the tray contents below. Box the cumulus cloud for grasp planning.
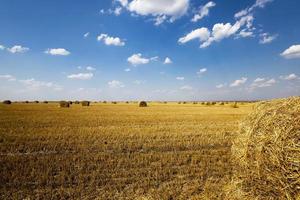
[280,73,299,80]
[197,68,207,75]
[19,78,62,91]
[67,73,93,80]
[280,45,300,59]
[128,53,153,66]
[45,48,70,56]
[117,0,189,25]
[250,78,276,89]
[0,45,5,50]
[230,77,247,87]
[0,74,16,81]
[124,68,131,72]
[216,83,225,89]
[180,0,273,48]
[178,28,210,44]
[164,57,172,64]
[108,80,125,88]
[7,45,29,53]
[84,32,90,38]
[114,7,123,15]
[176,76,184,80]
[116,0,128,7]
[86,66,96,71]
[180,85,193,90]
[191,1,216,22]
[259,33,277,44]
[97,33,125,46]
[133,80,146,85]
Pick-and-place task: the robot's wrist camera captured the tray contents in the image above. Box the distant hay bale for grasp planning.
[59,101,70,108]
[225,97,300,200]
[34,101,39,103]
[211,102,216,105]
[112,101,117,104]
[220,102,225,105]
[126,101,129,104]
[25,101,29,104]
[3,100,11,105]
[193,102,198,104]
[206,102,211,106]
[139,101,147,107]
[231,102,239,108]
[68,101,73,105]
[43,101,48,104]
[74,101,80,104]
[81,101,90,106]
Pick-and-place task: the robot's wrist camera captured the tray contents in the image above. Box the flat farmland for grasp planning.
[0,102,253,199]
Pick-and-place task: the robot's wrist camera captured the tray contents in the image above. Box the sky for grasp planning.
[0,0,300,101]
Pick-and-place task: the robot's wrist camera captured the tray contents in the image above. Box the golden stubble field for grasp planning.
[0,102,253,199]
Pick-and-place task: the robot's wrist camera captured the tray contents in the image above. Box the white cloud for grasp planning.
[124,68,131,72]
[116,0,128,7]
[45,48,70,56]
[234,0,273,18]
[216,83,225,89]
[114,7,123,15]
[176,76,184,80]
[7,45,29,53]
[280,74,299,81]
[178,28,210,44]
[84,32,90,38]
[123,0,189,25]
[67,73,93,80]
[86,66,96,71]
[108,80,125,88]
[97,33,125,46]
[133,80,146,85]
[0,45,5,50]
[191,1,216,22]
[230,77,247,87]
[259,33,277,44]
[127,53,150,66]
[238,29,254,38]
[0,74,16,81]
[181,0,273,48]
[280,45,300,59]
[180,85,193,90]
[253,77,265,83]
[197,68,207,75]
[250,78,276,89]
[164,57,172,64]
[19,78,62,91]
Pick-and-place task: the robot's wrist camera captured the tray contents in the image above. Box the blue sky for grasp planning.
[0,0,299,101]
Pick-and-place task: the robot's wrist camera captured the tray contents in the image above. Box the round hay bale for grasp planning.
[74,101,80,104]
[112,101,117,104]
[43,101,48,104]
[225,97,300,200]
[139,101,147,107]
[3,100,11,105]
[68,101,73,105]
[59,101,70,108]
[81,101,90,106]
[231,102,239,108]
[220,102,225,105]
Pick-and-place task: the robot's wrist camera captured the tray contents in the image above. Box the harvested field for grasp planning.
[0,102,252,199]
